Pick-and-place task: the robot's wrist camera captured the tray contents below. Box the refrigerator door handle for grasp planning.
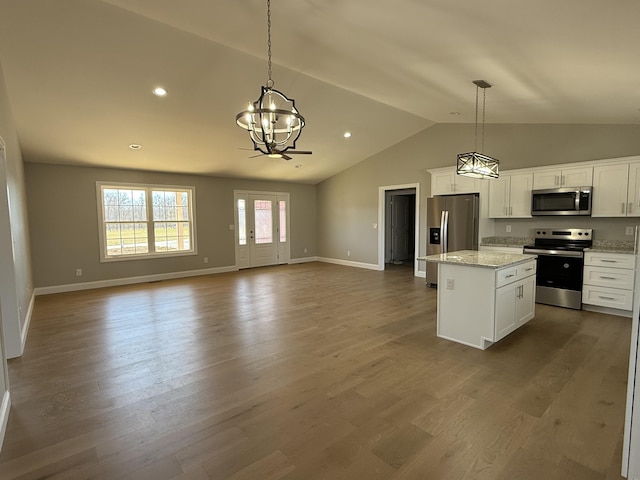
[441,210,449,254]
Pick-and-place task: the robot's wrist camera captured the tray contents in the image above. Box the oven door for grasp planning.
[536,254,583,290]
[524,248,585,309]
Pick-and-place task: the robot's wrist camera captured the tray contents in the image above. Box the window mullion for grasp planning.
[146,188,155,253]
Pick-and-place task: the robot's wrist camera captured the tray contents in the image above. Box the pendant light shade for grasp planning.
[456,152,499,179]
[456,80,499,179]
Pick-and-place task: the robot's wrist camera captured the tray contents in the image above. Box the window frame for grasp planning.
[96,181,197,262]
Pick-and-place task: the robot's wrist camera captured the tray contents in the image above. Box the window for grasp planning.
[98,182,196,261]
[237,199,247,246]
[254,200,273,244]
[279,200,287,242]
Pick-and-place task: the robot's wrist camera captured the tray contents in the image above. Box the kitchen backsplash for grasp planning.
[493,217,639,241]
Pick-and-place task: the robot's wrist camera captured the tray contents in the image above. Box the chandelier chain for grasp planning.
[266,0,273,88]
[482,87,487,153]
[474,85,479,152]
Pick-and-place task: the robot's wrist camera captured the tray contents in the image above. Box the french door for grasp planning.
[234,191,290,268]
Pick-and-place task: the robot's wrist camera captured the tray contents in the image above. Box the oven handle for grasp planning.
[523,248,584,258]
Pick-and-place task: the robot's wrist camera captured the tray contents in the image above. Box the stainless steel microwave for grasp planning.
[531,187,592,216]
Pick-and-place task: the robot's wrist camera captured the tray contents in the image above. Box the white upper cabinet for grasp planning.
[533,166,593,189]
[430,168,479,195]
[592,162,640,217]
[488,172,533,218]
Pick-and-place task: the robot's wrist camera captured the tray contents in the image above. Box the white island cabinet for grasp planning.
[423,250,537,350]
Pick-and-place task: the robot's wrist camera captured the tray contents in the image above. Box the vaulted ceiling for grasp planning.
[0,0,638,183]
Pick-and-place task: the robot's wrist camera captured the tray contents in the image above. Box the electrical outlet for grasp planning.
[203,257,209,264]
[626,226,635,236]
[229,224,235,230]
[347,250,351,257]
[304,248,307,254]
[373,223,377,229]
[446,278,454,290]
[506,225,512,233]
[75,268,82,277]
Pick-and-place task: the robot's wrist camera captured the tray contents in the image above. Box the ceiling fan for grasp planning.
[241,142,312,161]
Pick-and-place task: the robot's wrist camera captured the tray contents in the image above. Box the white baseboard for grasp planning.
[317,257,382,271]
[416,270,426,278]
[0,390,10,453]
[19,291,35,355]
[288,256,319,264]
[34,265,239,296]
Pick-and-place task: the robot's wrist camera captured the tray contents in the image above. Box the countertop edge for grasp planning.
[418,251,537,269]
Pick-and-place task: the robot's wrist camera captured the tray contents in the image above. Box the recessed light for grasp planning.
[343,132,352,138]
[129,144,142,150]
[295,164,302,168]
[153,87,168,97]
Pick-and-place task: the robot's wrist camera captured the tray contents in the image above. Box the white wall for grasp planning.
[0,59,34,359]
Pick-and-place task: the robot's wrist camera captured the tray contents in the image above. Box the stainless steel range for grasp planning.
[523,228,593,310]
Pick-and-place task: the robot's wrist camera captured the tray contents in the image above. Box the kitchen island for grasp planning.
[421,250,537,350]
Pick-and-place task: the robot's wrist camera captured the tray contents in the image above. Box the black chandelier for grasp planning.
[456,80,499,179]
[235,0,310,160]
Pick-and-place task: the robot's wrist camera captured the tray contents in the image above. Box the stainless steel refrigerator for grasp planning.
[426,193,480,286]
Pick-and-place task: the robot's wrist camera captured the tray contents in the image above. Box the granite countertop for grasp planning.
[586,240,635,254]
[418,250,537,269]
[480,236,533,248]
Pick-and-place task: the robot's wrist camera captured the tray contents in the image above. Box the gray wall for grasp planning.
[25,163,316,288]
[317,123,640,264]
[0,57,33,359]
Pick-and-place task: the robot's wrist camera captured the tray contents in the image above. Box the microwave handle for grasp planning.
[575,190,581,211]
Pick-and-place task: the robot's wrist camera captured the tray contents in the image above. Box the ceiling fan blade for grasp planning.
[287,150,313,155]
[248,153,265,158]
[281,154,292,161]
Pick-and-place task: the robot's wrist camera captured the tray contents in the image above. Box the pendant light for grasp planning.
[235,0,311,161]
[456,80,499,179]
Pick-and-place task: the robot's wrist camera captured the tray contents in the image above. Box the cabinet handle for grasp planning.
[629,203,632,214]
[598,296,616,300]
[556,175,560,186]
[622,203,626,214]
[560,175,565,185]
[509,206,513,216]
[601,259,618,263]
[525,267,534,272]
[599,276,617,280]
[505,274,515,278]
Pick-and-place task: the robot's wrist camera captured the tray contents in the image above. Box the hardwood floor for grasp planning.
[0,262,631,479]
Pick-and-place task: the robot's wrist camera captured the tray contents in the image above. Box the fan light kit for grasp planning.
[235,0,311,161]
[456,80,499,179]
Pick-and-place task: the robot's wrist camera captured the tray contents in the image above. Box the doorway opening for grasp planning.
[378,184,420,275]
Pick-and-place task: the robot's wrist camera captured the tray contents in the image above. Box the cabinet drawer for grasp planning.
[582,285,633,310]
[583,266,634,290]
[517,261,536,278]
[584,252,635,269]
[496,266,518,288]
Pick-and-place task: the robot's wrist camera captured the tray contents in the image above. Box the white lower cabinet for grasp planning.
[582,252,635,313]
[496,270,536,341]
[436,258,536,349]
